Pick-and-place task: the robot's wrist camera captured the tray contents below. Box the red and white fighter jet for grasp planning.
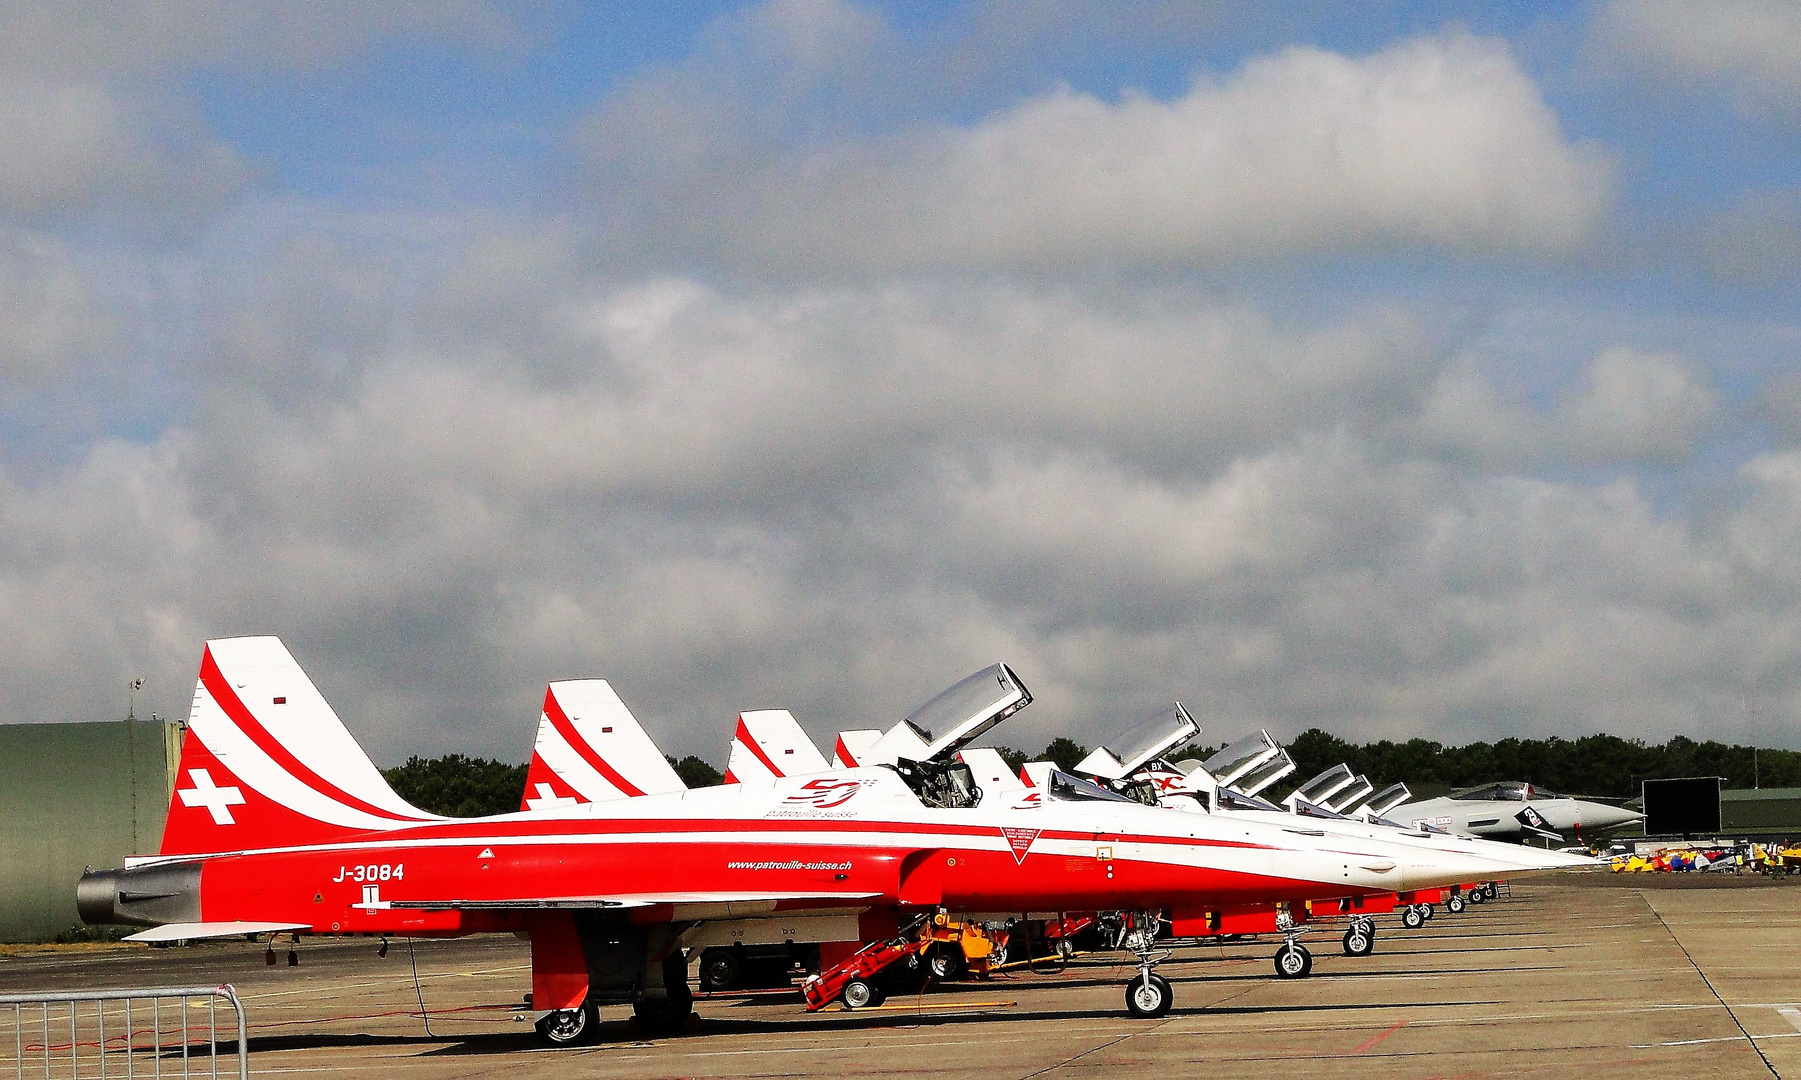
[81,637,1588,1044]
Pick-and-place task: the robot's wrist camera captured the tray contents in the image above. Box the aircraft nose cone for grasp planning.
[1576,801,1644,830]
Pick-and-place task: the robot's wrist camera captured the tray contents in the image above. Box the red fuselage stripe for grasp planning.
[544,688,645,797]
[198,647,422,823]
[736,718,786,778]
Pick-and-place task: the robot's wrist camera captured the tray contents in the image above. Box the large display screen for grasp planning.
[1643,777,1722,836]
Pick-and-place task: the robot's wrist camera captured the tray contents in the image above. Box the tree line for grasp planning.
[380,731,1799,817]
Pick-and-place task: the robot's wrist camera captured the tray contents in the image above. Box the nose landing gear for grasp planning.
[1120,911,1173,1019]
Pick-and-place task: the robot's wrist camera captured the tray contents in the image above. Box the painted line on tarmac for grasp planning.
[1633,1032,1801,1048]
[1350,1020,1405,1053]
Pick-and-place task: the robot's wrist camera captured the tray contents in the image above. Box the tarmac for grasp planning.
[2,875,1797,1079]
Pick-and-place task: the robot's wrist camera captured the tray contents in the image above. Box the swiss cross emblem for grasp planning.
[1000,826,1041,865]
[524,782,579,811]
[178,768,246,825]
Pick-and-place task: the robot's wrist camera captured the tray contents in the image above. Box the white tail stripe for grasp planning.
[203,637,427,819]
[186,684,412,831]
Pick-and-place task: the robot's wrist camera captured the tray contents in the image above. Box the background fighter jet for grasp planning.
[1394,781,1643,843]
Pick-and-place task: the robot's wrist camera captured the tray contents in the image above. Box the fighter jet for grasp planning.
[1393,781,1644,842]
[80,638,1589,1046]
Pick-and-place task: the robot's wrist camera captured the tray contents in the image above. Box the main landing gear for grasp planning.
[1400,903,1433,930]
[536,1004,598,1047]
[1446,892,1467,914]
[1121,911,1173,1019]
[1341,917,1376,957]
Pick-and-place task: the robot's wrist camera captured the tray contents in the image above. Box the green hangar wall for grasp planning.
[0,719,178,942]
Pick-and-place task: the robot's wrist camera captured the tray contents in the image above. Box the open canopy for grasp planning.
[906,663,1032,761]
[1075,703,1199,779]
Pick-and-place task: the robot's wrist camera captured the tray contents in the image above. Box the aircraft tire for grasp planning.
[1401,905,1425,930]
[1468,888,1486,905]
[536,1005,598,1047]
[1056,938,1076,961]
[1342,928,1373,957]
[1273,943,1312,978]
[634,952,696,1033]
[1447,894,1466,914]
[1125,972,1172,1018]
[1422,903,1435,920]
[1482,882,1499,900]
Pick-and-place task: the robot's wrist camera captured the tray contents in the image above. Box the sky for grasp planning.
[2,0,1799,767]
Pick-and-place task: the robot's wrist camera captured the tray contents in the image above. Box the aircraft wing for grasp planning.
[390,890,882,917]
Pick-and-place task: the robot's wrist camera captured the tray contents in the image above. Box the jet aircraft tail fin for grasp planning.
[724,710,827,784]
[160,637,436,857]
[832,729,883,768]
[520,680,684,810]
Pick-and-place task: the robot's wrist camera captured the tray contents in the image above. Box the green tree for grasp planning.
[1039,737,1089,772]
[668,754,723,788]
[382,754,528,817]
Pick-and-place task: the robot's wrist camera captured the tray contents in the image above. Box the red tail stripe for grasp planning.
[543,688,645,798]
[198,646,423,823]
[734,717,786,778]
[833,736,859,768]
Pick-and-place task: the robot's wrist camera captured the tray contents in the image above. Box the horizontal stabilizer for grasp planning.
[124,921,310,942]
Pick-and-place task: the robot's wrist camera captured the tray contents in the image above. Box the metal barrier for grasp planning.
[0,985,247,1079]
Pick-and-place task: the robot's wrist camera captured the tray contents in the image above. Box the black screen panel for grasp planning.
[1643,777,1721,836]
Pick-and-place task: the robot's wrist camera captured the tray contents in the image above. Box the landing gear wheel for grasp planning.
[1401,905,1425,930]
[1447,894,1466,914]
[1421,903,1435,921]
[1125,972,1172,1018]
[633,951,695,1033]
[1055,938,1076,961]
[1342,927,1374,957]
[1482,882,1499,900]
[929,946,966,981]
[1273,942,1312,978]
[633,995,693,1032]
[841,978,886,1010]
[536,1005,597,1047]
[1468,887,1487,905]
[699,948,741,991]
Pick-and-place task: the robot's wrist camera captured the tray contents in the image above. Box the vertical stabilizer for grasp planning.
[521,680,684,810]
[160,637,434,856]
[723,710,827,785]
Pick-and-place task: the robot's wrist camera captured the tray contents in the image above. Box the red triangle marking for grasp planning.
[1000,826,1041,865]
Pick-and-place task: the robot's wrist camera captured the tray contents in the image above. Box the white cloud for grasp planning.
[1593,0,1801,100]
[1557,347,1717,462]
[0,230,123,382]
[586,28,1611,269]
[0,3,517,222]
[0,232,1788,759]
[1411,347,1716,467]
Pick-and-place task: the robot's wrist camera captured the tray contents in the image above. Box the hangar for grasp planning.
[0,718,177,942]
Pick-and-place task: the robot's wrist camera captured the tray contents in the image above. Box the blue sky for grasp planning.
[1,1,1798,763]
